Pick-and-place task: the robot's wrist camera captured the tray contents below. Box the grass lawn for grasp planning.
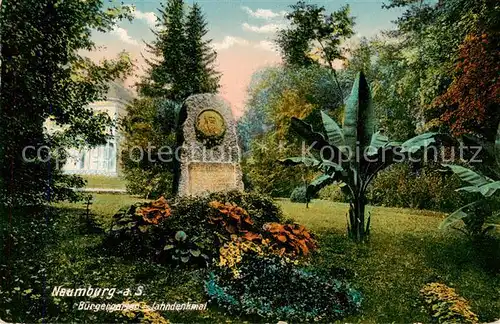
[3,194,498,323]
[278,199,500,323]
[81,175,127,190]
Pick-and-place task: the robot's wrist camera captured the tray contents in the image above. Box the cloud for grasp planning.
[212,36,281,54]
[242,22,284,34]
[132,9,158,27]
[241,6,287,20]
[110,26,140,46]
[212,36,250,51]
[254,40,279,53]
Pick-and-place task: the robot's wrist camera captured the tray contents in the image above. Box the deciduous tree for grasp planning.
[0,0,133,205]
[429,32,500,140]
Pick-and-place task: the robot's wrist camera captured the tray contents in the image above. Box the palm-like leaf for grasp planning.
[443,164,491,186]
[319,160,345,174]
[495,122,500,168]
[342,72,375,158]
[479,181,500,197]
[307,174,336,196]
[290,117,347,162]
[439,201,480,230]
[456,182,500,197]
[320,111,345,150]
[400,132,438,153]
[366,131,389,156]
[457,181,500,197]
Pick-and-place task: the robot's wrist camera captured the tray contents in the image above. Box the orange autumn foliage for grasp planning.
[208,201,254,234]
[430,32,500,139]
[208,201,317,258]
[263,222,317,257]
[136,196,171,225]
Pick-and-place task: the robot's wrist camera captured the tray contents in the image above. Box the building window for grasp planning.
[79,151,85,169]
[107,143,116,171]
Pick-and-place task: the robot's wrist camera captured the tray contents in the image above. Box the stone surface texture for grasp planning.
[177,93,244,196]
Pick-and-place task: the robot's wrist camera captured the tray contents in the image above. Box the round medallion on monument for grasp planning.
[195,109,226,147]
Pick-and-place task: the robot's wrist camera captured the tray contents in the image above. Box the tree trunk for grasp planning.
[348,195,367,242]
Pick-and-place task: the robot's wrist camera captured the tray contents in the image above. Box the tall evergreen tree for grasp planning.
[139,0,187,101]
[138,0,220,101]
[184,3,220,95]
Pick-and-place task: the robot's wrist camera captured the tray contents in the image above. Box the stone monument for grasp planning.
[175,93,244,196]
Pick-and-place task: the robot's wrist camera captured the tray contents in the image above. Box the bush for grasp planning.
[262,222,317,257]
[120,98,179,199]
[290,186,310,203]
[420,282,478,323]
[452,198,500,240]
[318,184,350,203]
[166,190,284,242]
[104,197,172,258]
[205,253,362,322]
[123,168,174,200]
[368,163,472,212]
[105,191,292,267]
[114,301,169,323]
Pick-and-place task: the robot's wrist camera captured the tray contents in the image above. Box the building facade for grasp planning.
[62,81,134,176]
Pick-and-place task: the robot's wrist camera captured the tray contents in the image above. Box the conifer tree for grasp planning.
[138,0,220,101]
[139,0,187,100]
[184,3,220,95]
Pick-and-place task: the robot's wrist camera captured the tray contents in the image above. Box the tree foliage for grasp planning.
[121,98,180,199]
[238,65,348,196]
[138,0,220,101]
[184,3,220,96]
[380,0,500,140]
[125,1,219,197]
[276,1,354,98]
[0,0,133,205]
[238,65,346,152]
[276,1,354,69]
[429,32,500,140]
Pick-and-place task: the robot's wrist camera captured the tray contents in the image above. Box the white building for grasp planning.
[63,81,134,176]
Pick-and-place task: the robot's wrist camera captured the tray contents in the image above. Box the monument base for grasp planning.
[177,162,244,197]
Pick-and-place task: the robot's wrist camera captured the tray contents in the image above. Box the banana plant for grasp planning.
[439,122,500,234]
[281,72,441,241]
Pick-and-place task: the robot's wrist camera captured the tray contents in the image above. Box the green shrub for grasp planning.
[290,186,310,203]
[318,184,350,203]
[368,163,472,212]
[161,230,210,266]
[123,168,174,200]
[104,197,172,259]
[420,282,478,323]
[106,191,286,266]
[450,198,500,240]
[205,253,362,322]
[160,191,286,264]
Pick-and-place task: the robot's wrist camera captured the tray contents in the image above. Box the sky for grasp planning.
[87,0,404,117]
